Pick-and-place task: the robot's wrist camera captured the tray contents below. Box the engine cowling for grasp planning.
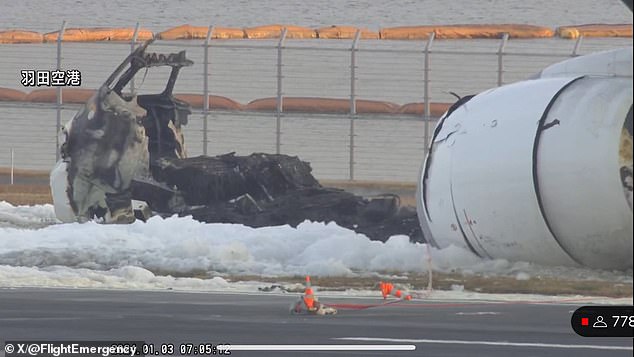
[417,48,633,270]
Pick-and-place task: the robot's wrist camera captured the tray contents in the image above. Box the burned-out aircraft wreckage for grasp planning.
[50,41,423,242]
[50,38,632,270]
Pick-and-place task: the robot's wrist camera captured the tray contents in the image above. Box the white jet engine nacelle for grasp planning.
[417,48,633,270]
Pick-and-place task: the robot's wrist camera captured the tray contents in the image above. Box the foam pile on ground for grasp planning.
[0,201,60,228]
[0,265,248,291]
[0,202,631,288]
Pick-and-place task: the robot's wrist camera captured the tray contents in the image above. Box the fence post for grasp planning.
[423,32,435,157]
[572,35,584,57]
[350,30,361,115]
[203,25,214,156]
[55,20,67,162]
[348,30,361,181]
[10,148,14,185]
[129,22,141,95]
[497,32,509,87]
[275,28,288,155]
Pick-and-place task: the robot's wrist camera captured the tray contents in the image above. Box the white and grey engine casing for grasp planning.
[417,48,633,270]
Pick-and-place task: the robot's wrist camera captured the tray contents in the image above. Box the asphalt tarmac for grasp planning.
[0,288,632,357]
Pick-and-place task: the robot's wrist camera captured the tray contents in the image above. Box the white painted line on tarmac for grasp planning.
[335,337,633,351]
[0,317,82,321]
[228,345,416,351]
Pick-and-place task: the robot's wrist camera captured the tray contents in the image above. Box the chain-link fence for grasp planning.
[1,23,631,182]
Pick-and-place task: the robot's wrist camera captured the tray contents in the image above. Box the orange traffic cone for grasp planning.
[379,281,412,300]
[303,275,316,310]
[290,276,337,315]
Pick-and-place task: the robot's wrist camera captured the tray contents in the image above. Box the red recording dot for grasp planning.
[581,317,589,326]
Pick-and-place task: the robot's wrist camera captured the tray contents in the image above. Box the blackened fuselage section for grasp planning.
[65,87,149,220]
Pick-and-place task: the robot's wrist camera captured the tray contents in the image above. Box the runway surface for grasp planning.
[0,288,631,356]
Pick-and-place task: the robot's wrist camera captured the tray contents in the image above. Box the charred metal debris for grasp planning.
[58,42,423,243]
